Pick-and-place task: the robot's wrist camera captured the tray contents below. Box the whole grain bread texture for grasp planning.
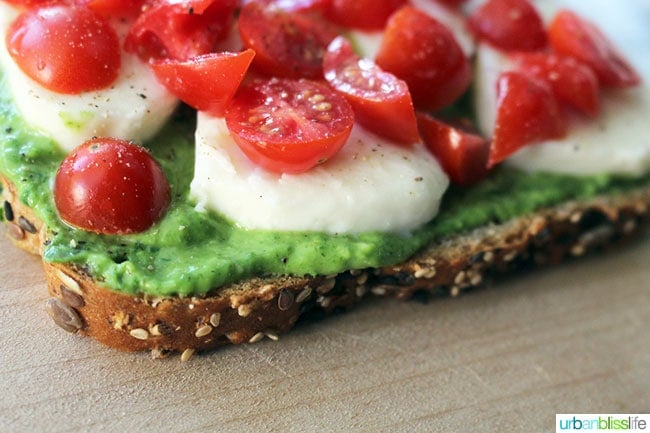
[2,174,650,359]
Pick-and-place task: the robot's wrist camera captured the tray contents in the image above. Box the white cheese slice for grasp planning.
[191,114,449,234]
[474,0,650,176]
[0,3,178,153]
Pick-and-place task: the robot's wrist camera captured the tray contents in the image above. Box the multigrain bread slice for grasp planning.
[3,174,650,359]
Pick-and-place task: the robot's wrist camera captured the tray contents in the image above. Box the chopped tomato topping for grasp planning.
[6,4,120,94]
[375,6,471,112]
[238,2,338,79]
[54,138,171,234]
[325,0,407,31]
[417,113,491,186]
[77,0,145,18]
[513,52,600,117]
[489,71,567,167]
[323,37,419,144]
[548,10,641,88]
[151,49,255,117]
[467,0,547,51]
[124,0,237,62]
[225,78,354,174]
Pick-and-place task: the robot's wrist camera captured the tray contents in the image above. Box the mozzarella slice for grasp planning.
[0,4,178,153]
[474,0,650,176]
[191,114,449,234]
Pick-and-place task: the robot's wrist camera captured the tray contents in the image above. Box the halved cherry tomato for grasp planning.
[323,37,418,144]
[124,0,237,62]
[375,6,471,112]
[325,0,407,31]
[467,0,547,51]
[513,52,600,117]
[548,10,641,88]
[54,138,171,234]
[489,71,567,167]
[224,78,354,173]
[6,4,120,94]
[417,113,491,186]
[151,49,255,117]
[238,1,338,79]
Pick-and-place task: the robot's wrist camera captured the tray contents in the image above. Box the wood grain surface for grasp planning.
[1,227,649,432]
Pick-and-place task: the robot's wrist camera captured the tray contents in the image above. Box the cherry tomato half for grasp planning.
[375,6,471,112]
[54,138,171,234]
[323,36,418,144]
[125,0,237,62]
[151,49,255,117]
[548,10,641,88]
[6,4,120,94]
[238,1,338,79]
[325,0,407,31]
[417,113,491,186]
[225,78,354,174]
[513,52,600,117]
[488,71,567,167]
[467,0,547,52]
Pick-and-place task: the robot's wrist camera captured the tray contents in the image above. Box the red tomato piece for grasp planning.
[6,4,120,94]
[513,52,600,117]
[77,0,145,18]
[467,0,547,51]
[323,37,418,144]
[375,6,471,112]
[224,78,354,174]
[417,113,491,186]
[240,0,328,13]
[489,71,567,167]
[151,49,255,117]
[3,0,50,7]
[238,2,338,79]
[54,138,171,234]
[548,10,641,88]
[124,0,237,62]
[325,0,407,31]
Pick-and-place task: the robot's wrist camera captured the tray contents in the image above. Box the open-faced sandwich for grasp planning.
[1,0,649,360]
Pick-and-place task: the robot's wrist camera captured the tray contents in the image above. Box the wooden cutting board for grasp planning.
[1,227,649,432]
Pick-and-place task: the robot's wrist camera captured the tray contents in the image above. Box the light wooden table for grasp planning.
[1,227,649,432]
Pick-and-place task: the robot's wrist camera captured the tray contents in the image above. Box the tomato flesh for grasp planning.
[225,78,354,174]
[151,49,255,117]
[77,0,145,18]
[323,37,418,144]
[489,71,567,167]
[6,4,120,94]
[467,0,546,51]
[54,138,171,234]
[513,52,600,117]
[238,1,338,79]
[418,113,491,186]
[375,6,471,112]
[325,0,407,31]
[548,10,641,88]
[125,0,237,62]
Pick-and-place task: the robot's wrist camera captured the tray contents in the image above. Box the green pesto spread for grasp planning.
[1,74,649,297]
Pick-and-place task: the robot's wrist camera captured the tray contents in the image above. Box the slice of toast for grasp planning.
[3,174,649,358]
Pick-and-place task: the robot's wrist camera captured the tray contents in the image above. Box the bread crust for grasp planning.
[3,174,650,357]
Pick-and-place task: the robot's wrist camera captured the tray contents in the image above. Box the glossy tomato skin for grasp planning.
[6,4,120,94]
[323,37,418,144]
[489,71,567,167]
[224,78,354,174]
[325,0,407,30]
[513,52,600,117]
[240,0,329,13]
[238,1,338,79]
[548,10,641,88]
[78,0,145,19]
[417,113,491,186]
[467,0,547,52]
[375,6,471,112]
[151,49,255,117]
[54,138,171,234]
[125,0,237,62]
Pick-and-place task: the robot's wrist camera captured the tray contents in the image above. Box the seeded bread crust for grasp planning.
[3,174,650,359]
